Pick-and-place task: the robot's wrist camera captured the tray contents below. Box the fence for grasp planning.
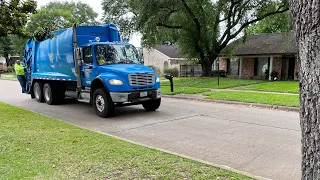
[180,65,202,77]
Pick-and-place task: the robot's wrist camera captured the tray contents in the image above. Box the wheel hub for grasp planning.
[34,85,40,99]
[44,87,50,102]
[95,95,105,112]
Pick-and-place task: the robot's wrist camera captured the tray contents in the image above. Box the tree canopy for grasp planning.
[0,1,99,63]
[245,11,292,35]
[26,1,99,33]
[102,0,289,76]
[0,0,37,37]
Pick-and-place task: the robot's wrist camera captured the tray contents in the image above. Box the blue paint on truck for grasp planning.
[23,24,161,117]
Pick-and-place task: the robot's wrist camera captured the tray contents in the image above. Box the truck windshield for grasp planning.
[94,44,141,65]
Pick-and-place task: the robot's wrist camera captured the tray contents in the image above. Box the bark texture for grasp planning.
[290,0,320,179]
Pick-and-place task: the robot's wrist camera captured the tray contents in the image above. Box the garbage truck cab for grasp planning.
[23,24,161,117]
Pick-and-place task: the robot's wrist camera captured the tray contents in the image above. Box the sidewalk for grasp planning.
[162,92,299,112]
[210,88,298,95]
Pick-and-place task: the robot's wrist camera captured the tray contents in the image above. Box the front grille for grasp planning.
[129,73,155,86]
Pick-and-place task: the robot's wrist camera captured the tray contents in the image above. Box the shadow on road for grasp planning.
[57,98,160,119]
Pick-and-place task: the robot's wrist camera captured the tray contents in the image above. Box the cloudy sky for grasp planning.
[35,0,141,47]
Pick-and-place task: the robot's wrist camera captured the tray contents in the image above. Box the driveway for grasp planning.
[0,80,301,180]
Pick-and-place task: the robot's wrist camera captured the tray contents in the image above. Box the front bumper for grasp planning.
[110,90,161,103]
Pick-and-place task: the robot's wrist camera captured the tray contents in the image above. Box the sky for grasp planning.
[35,0,141,47]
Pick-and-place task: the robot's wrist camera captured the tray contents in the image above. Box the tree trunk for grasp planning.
[290,1,320,179]
[4,53,9,67]
[201,58,214,76]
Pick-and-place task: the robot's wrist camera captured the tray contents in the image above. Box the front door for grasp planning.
[81,46,95,86]
[288,57,296,80]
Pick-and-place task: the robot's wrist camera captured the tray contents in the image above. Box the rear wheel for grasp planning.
[93,88,115,118]
[33,82,44,102]
[43,83,62,105]
[142,98,161,111]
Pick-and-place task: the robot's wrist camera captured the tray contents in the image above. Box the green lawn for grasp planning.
[161,77,263,89]
[203,91,299,107]
[0,73,16,80]
[160,86,210,95]
[0,103,252,180]
[235,81,299,94]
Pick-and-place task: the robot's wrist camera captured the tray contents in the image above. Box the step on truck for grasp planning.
[23,24,161,117]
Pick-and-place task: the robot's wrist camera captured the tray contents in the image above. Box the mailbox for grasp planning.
[164,73,174,92]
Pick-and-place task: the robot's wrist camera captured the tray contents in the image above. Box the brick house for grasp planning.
[218,32,298,80]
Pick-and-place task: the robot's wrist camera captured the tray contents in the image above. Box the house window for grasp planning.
[229,58,240,75]
[254,57,269,76]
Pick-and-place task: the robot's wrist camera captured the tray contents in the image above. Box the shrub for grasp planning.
[264,69,269,80]
[163,67,179,77]
[211,70,226,77]
[3,66,14,73]
[270,70,279,81]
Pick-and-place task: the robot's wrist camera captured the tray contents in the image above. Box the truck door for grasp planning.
[81,46,95,86]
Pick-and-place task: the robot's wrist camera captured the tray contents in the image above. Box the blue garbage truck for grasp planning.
[23,24,161,117]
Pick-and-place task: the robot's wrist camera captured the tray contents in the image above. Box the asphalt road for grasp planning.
[0,80,301,180]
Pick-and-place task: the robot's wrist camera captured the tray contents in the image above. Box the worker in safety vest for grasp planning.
[14,60,27,93]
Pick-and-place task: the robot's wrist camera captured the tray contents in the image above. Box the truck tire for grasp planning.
[33,82,44,103]
[43,83,59,105]
[93,88,115,118]
[142,98,161,111]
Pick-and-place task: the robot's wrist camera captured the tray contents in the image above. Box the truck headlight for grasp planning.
[109,79,123,85]
[156,77,160,82]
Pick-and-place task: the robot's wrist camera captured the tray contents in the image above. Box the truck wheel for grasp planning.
[33,82,44,102]
[93,88,114,118]
[43,83,58,105]
[142,98,161,111]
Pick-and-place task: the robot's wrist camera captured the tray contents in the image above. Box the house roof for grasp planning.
[220,32,297,56]
[155,45,183,58]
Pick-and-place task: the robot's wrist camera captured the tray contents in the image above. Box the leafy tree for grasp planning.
[101,0,136,41]
[101,0,179,44]
[0,35,27,66]
[26,1,99,33]
[0,36,13,66]
[9,35,28,56]
[102,0,289,76]
[290,0,320,178]
[0,0,37,37]
[245,11,292,35]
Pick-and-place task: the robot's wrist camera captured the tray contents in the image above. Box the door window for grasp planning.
[83,46,93,64]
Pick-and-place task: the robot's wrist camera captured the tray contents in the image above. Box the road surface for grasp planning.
[0,80,301,180]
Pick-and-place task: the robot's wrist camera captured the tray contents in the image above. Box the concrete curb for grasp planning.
[6,103,270,180]
[163,95,299,112]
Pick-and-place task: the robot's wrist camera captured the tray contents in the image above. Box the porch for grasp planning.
[217,55,298,80]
